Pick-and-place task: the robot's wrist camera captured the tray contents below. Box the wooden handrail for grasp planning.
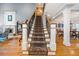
[25,11,35,24]
[43,3,45,14]
[45,15,52,37]
[46,15,53,25]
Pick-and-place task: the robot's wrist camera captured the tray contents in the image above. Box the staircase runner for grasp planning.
[28,16,48,56]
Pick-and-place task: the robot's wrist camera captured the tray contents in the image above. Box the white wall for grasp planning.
[0,13,4,26]
[0,3,36,20]
[4,11,16,25]
[0,3,36,32]
[0,13,4,32]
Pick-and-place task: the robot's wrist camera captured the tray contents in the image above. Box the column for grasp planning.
[63,8,71,46]
[50,24,56,51]
[48,24,56,55]
[22,23,28,54]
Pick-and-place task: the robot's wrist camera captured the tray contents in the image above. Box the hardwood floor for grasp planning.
[0,35,79,56]
[56,35,79,56]
[0,38,21,56]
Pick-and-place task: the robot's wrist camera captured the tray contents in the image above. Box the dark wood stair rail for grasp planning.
[20,12,35,48]
[46,15,53,38]
[25,12,35,39]
[43,3,46,14]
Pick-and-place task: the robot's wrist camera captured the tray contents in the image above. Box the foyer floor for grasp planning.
[0,38,21,56]
[0,35,79,56]
[56,36,79,56]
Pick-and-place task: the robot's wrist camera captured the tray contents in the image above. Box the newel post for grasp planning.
[48,23,56,55]
[21,23,28,54]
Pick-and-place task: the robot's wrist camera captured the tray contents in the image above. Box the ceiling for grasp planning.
[44,3,79,19]
[71,4,79,11]
[44,3,65,17]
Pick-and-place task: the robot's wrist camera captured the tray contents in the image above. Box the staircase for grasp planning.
[28,16,48,56]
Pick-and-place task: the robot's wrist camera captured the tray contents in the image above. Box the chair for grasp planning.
[76,31,79,40]
[70,31,77,40]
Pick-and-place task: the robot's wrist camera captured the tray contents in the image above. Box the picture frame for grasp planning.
[8,15,12,21]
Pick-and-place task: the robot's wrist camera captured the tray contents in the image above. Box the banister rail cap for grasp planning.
[25,11,35,25]
[46,15,53,25]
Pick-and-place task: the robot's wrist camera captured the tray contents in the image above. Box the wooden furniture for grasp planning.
[70,30,79,40]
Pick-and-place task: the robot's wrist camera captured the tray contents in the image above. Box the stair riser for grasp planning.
[28,38,50,42]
